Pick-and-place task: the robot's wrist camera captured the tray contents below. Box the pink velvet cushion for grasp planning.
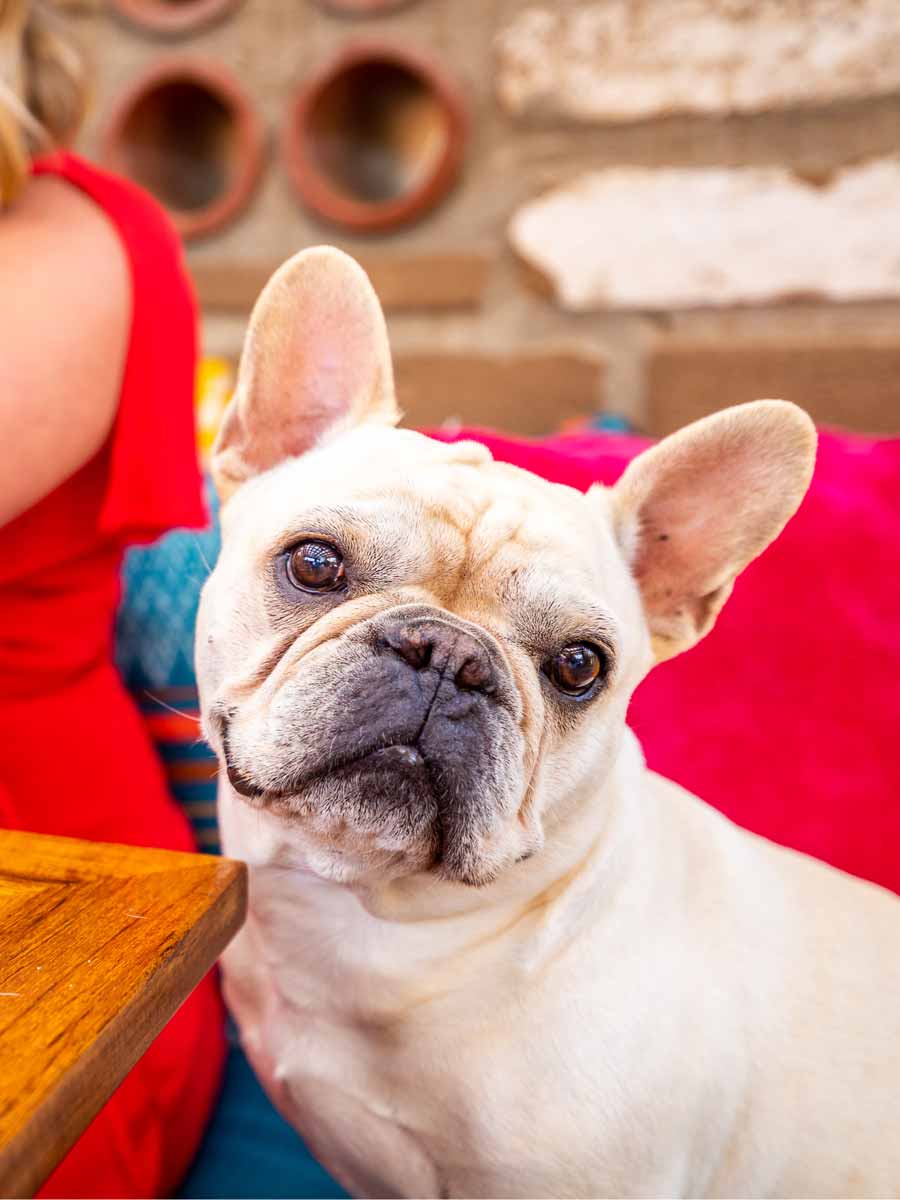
[430,426,900,896]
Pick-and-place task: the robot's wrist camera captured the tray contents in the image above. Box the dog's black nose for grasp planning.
[379,618,497,696]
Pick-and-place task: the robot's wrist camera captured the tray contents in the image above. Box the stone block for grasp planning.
[509,160,900,310]
[647,337,900,435]
[395,350,606,435]
[496,1,900,123]
[191,251,491,313]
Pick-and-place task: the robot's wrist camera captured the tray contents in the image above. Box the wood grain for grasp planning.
[0,831,246,1199]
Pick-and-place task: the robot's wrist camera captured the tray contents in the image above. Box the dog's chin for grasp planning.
[228,748,442,883]
[226,746,512,888]
[265,819,440,888]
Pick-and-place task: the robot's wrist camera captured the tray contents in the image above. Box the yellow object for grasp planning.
[195,357,235,467]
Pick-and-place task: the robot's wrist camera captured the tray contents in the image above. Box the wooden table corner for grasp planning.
[0,829,247,1199]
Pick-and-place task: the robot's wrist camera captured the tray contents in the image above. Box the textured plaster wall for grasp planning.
[69,0,900,434]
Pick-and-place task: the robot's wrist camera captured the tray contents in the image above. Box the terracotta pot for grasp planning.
[109,0,244,38]
[283,42,466,234]
[102,58,264,241]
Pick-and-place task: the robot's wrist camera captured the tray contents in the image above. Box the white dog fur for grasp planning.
[197,247,900,1198]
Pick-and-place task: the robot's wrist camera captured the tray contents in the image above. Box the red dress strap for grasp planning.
[31,151,206,541]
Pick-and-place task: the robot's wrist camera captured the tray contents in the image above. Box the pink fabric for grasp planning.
[430,426,900,895]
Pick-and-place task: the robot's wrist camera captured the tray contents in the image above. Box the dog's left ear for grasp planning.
[212,246,398,500]
[609,400,816,662]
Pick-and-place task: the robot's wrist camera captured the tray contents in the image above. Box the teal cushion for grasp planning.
[116,478,221,852]
[178,1033,349,1200]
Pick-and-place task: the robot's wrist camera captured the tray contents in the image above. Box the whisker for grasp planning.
[143,691,203,725]
[193,535,214,577]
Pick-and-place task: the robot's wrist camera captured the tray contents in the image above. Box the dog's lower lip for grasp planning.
[369,744,425,770]
[230,743,428,803]
[226,761,266,800]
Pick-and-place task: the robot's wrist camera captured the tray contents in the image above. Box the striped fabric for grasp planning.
[116,478,222,853]
[137,687,220,852]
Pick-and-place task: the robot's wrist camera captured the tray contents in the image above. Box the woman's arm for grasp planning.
[0,175,131,526]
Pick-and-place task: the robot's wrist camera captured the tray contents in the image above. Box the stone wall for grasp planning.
[68,0,900,436]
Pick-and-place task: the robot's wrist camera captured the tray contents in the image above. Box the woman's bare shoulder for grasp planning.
[0,174,132,525]
[1,174,132,337]
[2,172,130,281]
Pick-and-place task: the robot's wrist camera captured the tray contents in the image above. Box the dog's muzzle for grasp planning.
[221,606,522,882]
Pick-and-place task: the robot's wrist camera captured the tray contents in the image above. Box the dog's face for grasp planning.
[197,248,815,888]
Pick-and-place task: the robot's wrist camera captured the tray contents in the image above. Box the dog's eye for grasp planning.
[544,643,605,697]
[286,540,345,592]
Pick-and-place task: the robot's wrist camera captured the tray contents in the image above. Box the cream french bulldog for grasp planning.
[197,247,900,1199]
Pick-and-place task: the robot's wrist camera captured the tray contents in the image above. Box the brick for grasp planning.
[190,251,491,314]
[495,1,900,124]
[394,351,606,436]
[509,161,900,311]
[647,338,900,436]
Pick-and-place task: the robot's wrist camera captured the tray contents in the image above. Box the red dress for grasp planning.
[0,153,225,1197]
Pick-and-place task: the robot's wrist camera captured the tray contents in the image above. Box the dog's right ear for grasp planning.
[212,246,398,502]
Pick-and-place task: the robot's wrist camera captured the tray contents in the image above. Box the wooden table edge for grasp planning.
[0,854,247,1199]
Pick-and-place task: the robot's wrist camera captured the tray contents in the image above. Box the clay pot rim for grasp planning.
[108,0,244,38]
[312,0,421,16]
[101,57,265,242]
[283,41,467,235]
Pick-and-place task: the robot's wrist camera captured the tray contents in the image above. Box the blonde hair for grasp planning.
[0,0,88,207]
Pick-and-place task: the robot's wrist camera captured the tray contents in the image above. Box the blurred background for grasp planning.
[60,0,900,447]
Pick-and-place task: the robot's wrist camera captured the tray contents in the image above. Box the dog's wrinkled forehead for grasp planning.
[224,425,616,603]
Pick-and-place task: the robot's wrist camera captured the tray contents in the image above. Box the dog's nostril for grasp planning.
[455,655,494,694]
[383,628,433,671]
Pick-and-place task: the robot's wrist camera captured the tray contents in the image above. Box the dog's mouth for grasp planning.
[221,730,451,875]
[223,732,430,805]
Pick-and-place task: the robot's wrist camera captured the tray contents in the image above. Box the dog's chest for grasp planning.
[220,862,587,1198]
[257,990,445,1196]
